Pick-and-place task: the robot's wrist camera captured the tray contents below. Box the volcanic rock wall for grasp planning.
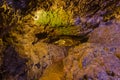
[0,0,120,80]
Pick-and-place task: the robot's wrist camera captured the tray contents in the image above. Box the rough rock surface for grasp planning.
[0,0,120,80]
[1,46,27,80]
[89,21,120,46]
[61,22,120,80]
[27,43,67,80]
[63,43,120,80]
[36,22,120,80]
[1,43,67,80]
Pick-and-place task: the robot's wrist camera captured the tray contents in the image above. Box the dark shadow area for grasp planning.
[0,45,28,80]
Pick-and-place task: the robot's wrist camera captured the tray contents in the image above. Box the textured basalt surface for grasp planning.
[0,0,120,80]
